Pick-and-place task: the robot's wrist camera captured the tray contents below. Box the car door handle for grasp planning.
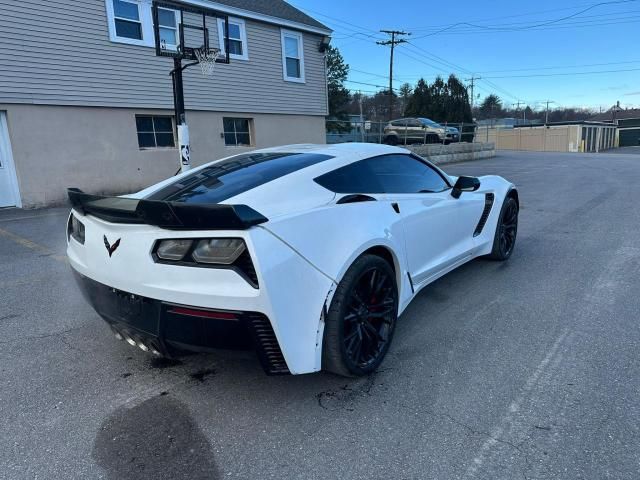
[391,202,400,214]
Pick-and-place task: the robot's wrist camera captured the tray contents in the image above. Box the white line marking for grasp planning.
[464,328,570,478]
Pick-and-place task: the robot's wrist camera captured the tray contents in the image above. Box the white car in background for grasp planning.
[67,143,518,376]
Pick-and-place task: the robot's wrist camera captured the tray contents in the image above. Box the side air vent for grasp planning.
[474,193,495,237]
[245,313,290,375]
[336,194,376,204]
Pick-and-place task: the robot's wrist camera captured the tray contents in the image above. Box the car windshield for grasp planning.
[147,152,333,204]
[419,118,441,128]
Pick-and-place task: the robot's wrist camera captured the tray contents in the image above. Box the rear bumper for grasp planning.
[73,269,289,374]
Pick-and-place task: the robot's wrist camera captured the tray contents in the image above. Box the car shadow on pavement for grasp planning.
[93,394,219,480]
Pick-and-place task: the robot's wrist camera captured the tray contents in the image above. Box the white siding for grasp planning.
[0,0,328,115]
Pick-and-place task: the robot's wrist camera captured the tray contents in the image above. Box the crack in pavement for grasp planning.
[0,324,88,345]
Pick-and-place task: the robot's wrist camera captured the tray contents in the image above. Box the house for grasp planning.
[0,0,331,208]
[589,108,640,147]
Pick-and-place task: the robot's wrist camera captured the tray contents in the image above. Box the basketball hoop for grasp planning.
[194,47,220,76]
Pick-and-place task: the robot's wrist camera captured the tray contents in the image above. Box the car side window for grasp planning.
[314,154,450,194]
[314,159,384,194]
[368,154,450,193]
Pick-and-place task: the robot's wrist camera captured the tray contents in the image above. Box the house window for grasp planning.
[136,116,175,148]
[217,18,248,60]
[223,118,252,146]
[157,8,179,52]
[281,30,305,82]
[112,0,143,40]
[106,0,155,46]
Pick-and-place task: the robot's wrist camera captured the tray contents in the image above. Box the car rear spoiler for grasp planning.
[67,188,268,230]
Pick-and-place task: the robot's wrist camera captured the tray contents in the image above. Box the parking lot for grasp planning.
[1,150,639,480]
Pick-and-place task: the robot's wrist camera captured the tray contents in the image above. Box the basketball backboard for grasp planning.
[151,0,230,63]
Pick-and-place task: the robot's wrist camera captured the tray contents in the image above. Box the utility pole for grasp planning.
[514,100,525,124]
[377,30,409,121]
[613,100,620,124]
[544,100,555,125]
[358,91,365,142]
[465,76,481,110]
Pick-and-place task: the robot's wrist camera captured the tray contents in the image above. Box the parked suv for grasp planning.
[383,117,459,145]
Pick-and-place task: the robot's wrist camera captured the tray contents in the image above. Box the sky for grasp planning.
[288,0,640,112]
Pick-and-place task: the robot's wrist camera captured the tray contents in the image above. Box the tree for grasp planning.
[444,75,472,123]
[428,76,448,121]
[405,78,432,117]
[399,82,413,116]
[325,46,351,133]
[478,94,503,120]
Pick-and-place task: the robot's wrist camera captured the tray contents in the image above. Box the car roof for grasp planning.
[251,142,405,156]
[137,143,414,217]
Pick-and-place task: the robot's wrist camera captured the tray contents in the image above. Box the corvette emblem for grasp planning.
[103,235,121,257]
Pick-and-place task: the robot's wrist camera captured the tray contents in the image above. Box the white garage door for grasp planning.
[0,112,20,208]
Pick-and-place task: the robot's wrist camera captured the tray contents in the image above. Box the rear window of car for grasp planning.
[419,118,441,127]
[147,152,333,204]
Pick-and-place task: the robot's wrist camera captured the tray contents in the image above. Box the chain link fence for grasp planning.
[326,120,478,145]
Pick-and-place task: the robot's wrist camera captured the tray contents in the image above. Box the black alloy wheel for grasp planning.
[323,255,398,376]
[488,196,518,260]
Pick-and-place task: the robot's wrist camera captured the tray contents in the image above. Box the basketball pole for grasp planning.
[171,58,191,173]
[152,1,229,175]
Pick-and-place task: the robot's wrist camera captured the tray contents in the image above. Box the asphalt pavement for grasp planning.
[1,150,639,479]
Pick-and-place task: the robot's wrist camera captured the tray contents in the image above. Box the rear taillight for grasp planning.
[152,238,258,288]
[67,214,85,244]
[154,238,246,265]
[156,239,192,261]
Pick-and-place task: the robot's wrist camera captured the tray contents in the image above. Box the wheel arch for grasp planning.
[331,242,407,307]
[360,245,402,290]
[507,187,519,207]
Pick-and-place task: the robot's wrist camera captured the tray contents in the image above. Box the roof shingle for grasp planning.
[212,0,330,30]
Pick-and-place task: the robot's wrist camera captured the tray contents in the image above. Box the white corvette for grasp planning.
[67,143,518,376]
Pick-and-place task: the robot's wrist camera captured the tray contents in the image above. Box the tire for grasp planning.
[384,135,398,146]
[322,254,398,377]
[487,196,518,261]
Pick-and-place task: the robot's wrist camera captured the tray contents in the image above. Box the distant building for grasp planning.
[589,108,640,147]
[476,121,616,152]
[476,117,543,129]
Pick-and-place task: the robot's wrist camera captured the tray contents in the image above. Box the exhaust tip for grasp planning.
[111,326,124,341]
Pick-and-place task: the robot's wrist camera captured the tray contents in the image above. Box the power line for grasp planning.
[345,79,399,90]
[408,7,640,31]
[409,15,640,37]
[408,9,640,35]
[475,59,640,73]
[292,4,525,105]
[410,0,638,38]
[403,41,522,101]
[402,0,639,28]
[482,66,640,78]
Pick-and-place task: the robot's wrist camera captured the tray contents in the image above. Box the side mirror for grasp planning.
[451,176,480,199]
